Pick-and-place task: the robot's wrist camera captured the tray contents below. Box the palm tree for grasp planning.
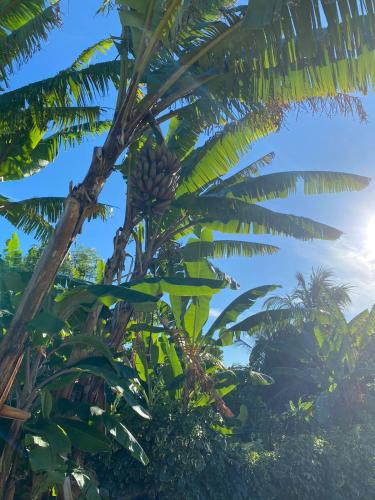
[263,267,352,323]
[228,269,375,420]
[1,0,375,425]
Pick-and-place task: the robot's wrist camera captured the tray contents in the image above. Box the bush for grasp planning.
[90,401,375,500]
[248,427,375,500]
[91,402,252,500]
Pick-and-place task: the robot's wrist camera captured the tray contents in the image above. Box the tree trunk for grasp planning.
[108,302,134,350]
[0,421,23,500]
[70,242,154,410]
[56,226,133,401]
[0,146,116,407]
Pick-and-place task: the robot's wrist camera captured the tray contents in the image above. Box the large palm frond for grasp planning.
[0,105,104,135]
[0,119,111,181]
[0,60,121,112]
[175,94,366,197]
[207,170,371,203]
[187,2,375,104]
[180,240,279,261]
[0,195,111,240]
[0,0,60,84]
[136,1,374,128]
[176,105,282,196]
[176,196,346,240]
[93,0,375,145]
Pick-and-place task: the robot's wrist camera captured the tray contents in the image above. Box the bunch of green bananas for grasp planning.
[130,143,181,216]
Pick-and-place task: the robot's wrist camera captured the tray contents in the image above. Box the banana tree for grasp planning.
[0,242,161,496]
[0,233,237,495]
[90,106,370,345]
[123,233,279,417]
[0,99,372,498]
[40,111,371,422]
[126,284,278,418]
[1,0,375,407]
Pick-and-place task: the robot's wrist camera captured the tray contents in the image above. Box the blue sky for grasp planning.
[1,1,375,364]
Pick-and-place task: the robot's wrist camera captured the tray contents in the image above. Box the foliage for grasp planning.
[91,401,253,500]
[1,0,375,498]
[247,428,375,500]
[222,270,375,500]
[0,0,113,239]
[0,239,156,495]
[233,269,375,427]
[89,392,375,500]
[1,234,104,282]
[0,0,61,84]
[0,235,252,495]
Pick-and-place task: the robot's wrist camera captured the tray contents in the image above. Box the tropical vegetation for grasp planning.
[0,0,375,498]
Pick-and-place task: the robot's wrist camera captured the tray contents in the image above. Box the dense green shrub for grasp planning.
[91,402,252,500]
[91,394,375,500]
[248,427,375,500]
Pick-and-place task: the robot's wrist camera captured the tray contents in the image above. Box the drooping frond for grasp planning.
[0,60,121,110]
[0,195,112,239]
[109,1,375,163]
[177,105,283,196]
[70,38,114,71]
[208,171,371,203]
[0,105,103,135]
[0,194,61,239]
[31,120,112,167]
[175,90,367,197]
[207,285,280,338]
[105,0,375,146]
[188,2,375,105]
[0,118,110,181]
[176,196,343,240]
[0,4,60,83]
[180,240,279,261]
[0,0,56,29]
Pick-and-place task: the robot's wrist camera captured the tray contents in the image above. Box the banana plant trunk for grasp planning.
[0,144,118,408]
[56,226,135,401]
[0,421,23,500]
